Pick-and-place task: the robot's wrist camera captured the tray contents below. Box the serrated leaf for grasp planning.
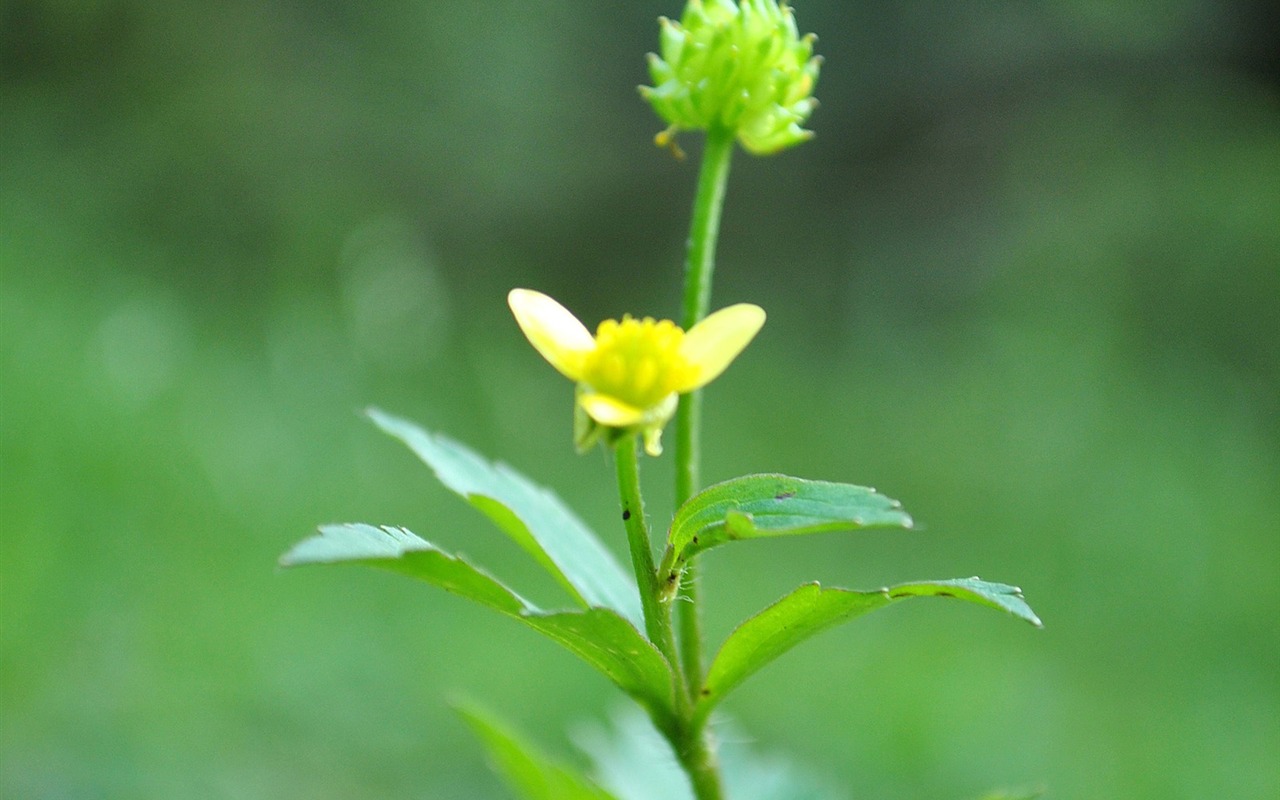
[697,578,1042,721]
[281,524,674,722]
[660,474,913,584]
[366,407,643,627]
[457,703,618,800]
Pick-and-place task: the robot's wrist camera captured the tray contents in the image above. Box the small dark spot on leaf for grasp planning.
[691,535,699,544]
[701,688,710,696]
[622,509,631,520]
[775,490,797,500]
[936,591,956,598]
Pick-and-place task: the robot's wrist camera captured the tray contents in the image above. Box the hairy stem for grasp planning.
[675,124,735,696]
[678,729,726,800]
[613,436,685,703]
[615,435,723,799]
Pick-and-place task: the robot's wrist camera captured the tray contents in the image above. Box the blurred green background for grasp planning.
[2,1,1277,797]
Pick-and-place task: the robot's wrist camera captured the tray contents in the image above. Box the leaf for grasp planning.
[576,706,841,800]
[366,407,643,627]
[697,578,1042,721]
[457,703,618,800]
[521,609,678,727]
[660,474,913,586]
[281,524,675,722]
[280,523,531,614]
[719,753,837,800]
[574,708,693,800]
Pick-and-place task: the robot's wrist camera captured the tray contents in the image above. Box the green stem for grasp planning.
[613,436,684,699]
[675,124,735,695]
[678,731,726,800]
[676,557,703,692]
[679,125,736,331]
[614,436,723,800]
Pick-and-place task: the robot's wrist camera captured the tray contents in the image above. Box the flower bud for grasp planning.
[640,0,821,155]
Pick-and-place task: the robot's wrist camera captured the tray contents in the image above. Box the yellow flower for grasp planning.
[508,289,765,455]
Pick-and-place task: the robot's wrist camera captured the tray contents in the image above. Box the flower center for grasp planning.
[582,316,692,411]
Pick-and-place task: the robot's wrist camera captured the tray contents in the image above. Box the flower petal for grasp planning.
[579,393,648,427]
[508,289,595,381]
[675,303,766,391]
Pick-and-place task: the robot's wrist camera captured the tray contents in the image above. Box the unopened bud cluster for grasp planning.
[641,0,821,155]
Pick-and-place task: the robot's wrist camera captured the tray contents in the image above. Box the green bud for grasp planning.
[640,0,821,156]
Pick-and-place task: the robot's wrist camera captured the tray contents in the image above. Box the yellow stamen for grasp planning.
[581,316,694,412]
[508,288,764,456]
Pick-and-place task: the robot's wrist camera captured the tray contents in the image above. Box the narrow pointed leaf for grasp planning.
[522,609,677,726]
[366,407,643,627]
[697,578,1041,721]
[661,474,913,583]
[281,524,674,721]
[457,703,618,800]
[280,523,530,614]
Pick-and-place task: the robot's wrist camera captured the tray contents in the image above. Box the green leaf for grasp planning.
[577,707,841,800]
[521,609,677,726]
[697,578,1042,721]
[660,474,914,589]
[575,709,694,800]
[280,523,531,614]
[366,407,643,627]
[281,524,674,722]
[457,703,617,800]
